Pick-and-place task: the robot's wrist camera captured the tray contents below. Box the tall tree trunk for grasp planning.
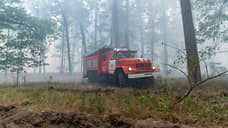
[98,26,105,45]
[39,44,45,74]
[150,20,155,62]
[17,50,23,87]
[39,46,42,73]
[151,39,154,62]
[80,23,87,54]
[161,0,168,77]
[60,30,65,73]
[94,0,98,49]
[71,29,78,72]
[138,2,144,58]
[180,0,201,83]
[125,0,129,48]
[16,69,19,87]
[63,14,72,73]
[5,29,10,77]
[42,53,46,74]
[80,23,87,73]
[41,45,46,74]
[139,16,144,58]
[112,0,120,48]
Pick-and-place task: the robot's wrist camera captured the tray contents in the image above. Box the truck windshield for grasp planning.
[116,52,136,59]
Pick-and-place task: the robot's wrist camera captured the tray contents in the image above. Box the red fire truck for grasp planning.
[83,47,160,87]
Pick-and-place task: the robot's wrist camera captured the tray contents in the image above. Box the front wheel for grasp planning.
[117,72,128,88]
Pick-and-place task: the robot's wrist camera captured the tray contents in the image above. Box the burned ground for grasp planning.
[0,105,191,128]
[0,80,227,128]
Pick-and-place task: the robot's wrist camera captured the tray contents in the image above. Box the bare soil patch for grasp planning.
[0,105,191,128]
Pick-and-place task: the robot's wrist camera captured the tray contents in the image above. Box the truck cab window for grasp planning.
[110,53,116,60]
[117,52,136,59]
[104,55,107,61]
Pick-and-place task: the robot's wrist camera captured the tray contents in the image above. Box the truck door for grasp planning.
[109,53,116,74]
[101,54,109,74]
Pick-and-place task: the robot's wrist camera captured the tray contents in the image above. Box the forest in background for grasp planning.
[0,0,227,78]
[0,1,228,128]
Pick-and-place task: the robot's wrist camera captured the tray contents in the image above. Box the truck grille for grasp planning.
[136,63,151,72]
[136,63,144,68]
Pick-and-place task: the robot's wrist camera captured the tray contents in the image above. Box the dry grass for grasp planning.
[0,80,227,128]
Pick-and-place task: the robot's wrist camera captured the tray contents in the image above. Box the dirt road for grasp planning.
[0,105,191,128]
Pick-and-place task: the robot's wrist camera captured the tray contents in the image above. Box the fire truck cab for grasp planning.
[83,47,160,87]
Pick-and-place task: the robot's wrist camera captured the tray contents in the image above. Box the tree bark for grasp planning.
[180,0,201,83]
[63,13,72,73]
[112,0,120,48]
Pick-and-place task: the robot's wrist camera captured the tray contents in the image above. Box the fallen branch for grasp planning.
[175,71,228,104]
[166,64,228,104]
[166,64,192,85]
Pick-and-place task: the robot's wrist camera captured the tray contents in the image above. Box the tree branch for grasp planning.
[196,71,228,87]
[175,71,227,104]
[167,63,227,104]
[175,86,193,104]
[166,64,192,85]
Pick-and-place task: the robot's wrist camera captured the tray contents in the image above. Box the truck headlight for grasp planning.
[128,67,133,71]
[152,66,156,70]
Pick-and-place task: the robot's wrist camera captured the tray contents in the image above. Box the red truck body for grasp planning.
[83,47,160,86]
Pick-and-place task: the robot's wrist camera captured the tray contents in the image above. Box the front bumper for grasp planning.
[128,72,161,79]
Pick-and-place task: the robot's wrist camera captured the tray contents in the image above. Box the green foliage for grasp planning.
[93,92,106,113]
[41,123,48,128]
[0,0,56,74]
[193,0,228,43]
[209,101,222,112]
[21,99,33,106]
[138,95,148,105]
[79,93,86,108]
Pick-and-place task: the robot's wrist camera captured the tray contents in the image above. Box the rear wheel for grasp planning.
[88,72,93,82]
[88,71,99,83]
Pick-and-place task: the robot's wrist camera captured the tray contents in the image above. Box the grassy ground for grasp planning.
[0,80,227,128]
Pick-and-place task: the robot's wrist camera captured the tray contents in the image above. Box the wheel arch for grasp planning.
[114,68,124,79]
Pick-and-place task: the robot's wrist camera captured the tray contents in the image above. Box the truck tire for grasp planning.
[88,72,93,82]
[117,72,127,88]
[88,71,99,83]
